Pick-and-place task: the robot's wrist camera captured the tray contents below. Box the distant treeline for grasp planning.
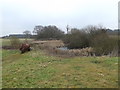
[33,25,64,40]
[2,34,36,39]
[106,29,120,35]
[1,25,119,39]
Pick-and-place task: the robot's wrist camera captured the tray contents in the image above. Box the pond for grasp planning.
[57,47,68,50]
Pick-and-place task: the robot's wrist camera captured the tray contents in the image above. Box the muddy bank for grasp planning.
[32,40,118,57]
[2,46,19,50]
[31,40,95,57]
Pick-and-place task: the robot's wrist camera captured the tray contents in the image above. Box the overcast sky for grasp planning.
[0,0,119,36]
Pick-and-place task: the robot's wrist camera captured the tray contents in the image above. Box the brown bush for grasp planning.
[9,37,21,49]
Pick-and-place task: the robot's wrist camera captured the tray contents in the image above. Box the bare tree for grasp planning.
[23,30,31,38]
[33,25,43,35]
[23,30,31,42]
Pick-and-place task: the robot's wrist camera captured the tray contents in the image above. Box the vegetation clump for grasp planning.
[62,25,118,56]
[9,37,21,49]
[33,25,64,40]
[63,28,89,49]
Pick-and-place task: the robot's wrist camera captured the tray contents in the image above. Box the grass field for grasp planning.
[0,38,33,46]
[2,49,118,88]
[1,38,119,88]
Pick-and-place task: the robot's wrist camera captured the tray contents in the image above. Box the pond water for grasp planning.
[57,47,68,50]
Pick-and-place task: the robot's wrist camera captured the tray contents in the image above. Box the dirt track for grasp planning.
[31,40,64,47]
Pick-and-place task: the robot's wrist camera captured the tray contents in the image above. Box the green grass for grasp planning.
[2,49,118,88]
[0,38,33,46]
[0,39,11,46]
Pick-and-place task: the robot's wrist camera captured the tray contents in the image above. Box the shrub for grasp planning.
[63,28,89,49]
[62,25,118,56]
[9,37,21,49]
[89,27,118,56]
